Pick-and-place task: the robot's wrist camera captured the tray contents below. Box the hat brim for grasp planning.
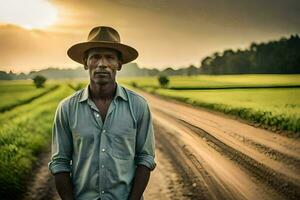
[67,41,138,64]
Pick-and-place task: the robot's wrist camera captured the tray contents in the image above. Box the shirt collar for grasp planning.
[79,83,128,103]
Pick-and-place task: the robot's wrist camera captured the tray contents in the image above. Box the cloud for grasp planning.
[0,24,81,72]
[1,0,300,72]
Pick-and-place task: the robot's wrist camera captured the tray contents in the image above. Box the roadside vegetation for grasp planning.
[0,82,74,199]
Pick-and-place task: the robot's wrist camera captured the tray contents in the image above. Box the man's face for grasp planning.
[85,48,122,85]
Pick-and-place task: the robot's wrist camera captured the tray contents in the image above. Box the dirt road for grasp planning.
[144,91,300,200]
[23,91,300,200]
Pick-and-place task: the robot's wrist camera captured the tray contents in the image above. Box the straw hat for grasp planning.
[67,26,138,64]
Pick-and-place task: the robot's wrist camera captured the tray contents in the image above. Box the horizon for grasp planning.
[2,33,299,74]
[0,0,299,73]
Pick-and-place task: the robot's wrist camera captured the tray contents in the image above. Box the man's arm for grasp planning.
[48,101,74,199]
[54,172,74,200]
[128,165,151,200]
[131,100,156,199]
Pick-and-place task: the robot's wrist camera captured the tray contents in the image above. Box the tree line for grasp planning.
[1,34,299,80]
[200,34,300,74]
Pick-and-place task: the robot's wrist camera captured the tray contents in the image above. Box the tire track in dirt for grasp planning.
[152,122,230,200]
[22,147,59,200]
[144,132,188,200]
[152,112,286,200]
[155,107,300,199]
[152,105,300,199]
[175,117,300,199]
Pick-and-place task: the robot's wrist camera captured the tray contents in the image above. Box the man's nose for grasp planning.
[97,57,108,67]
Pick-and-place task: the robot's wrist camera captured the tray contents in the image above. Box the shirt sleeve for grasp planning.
[48,100,73,175]
[134,100,156,171]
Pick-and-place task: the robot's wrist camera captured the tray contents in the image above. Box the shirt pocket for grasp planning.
[108,127,136,160]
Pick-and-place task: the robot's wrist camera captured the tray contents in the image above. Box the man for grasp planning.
[48,26,156,200]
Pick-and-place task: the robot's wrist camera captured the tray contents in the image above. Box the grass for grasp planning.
[0,80,59,112]
[119,74,300,136]
[0,84,74,199]
[118,74,300,89]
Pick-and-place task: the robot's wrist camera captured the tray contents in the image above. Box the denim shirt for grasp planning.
[48,83,156,200]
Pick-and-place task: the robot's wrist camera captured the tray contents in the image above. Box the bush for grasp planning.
[131,81,138,88]
[158,75,170,88]
[0,85,73,198]
[32,75,47,88]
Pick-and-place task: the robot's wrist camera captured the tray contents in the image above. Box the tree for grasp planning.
[199,34,300,74]
[33,75,47,88]
[186,65,198,76]
[131,81,138,88]
[158,75,169,88]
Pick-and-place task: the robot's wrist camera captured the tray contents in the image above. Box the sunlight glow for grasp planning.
[0,0,58,29]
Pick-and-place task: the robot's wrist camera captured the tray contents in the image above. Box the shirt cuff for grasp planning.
[48,159,71,175]
[135,154,156,171]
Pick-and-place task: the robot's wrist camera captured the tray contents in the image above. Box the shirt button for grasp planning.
[101,190,105,194]
[101,165,104,168]
[102,148,106,152]
[102,130,106,133]
[96,114,100,117]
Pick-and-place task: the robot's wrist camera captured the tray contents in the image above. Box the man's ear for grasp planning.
[83,58,88,70]
[117,61,122,71]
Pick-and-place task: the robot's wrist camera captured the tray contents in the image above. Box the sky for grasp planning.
[0,0,299,73]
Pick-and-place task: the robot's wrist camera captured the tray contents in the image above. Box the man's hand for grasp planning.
[54,172,74,200]
[128,165,151,200]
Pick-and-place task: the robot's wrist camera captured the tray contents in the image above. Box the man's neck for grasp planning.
[89,81,117,101]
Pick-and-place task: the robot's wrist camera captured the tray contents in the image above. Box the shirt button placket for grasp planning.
[99,129,107,197]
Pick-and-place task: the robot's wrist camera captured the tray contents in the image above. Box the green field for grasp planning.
[0,80,58,112]
[0,81,74,198]
[119,74,300,89]
[119,74,300,135]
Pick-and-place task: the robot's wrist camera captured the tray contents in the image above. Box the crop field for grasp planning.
[119,74,300,134]
[119,74,300,89]
[0,81,74,198]
[0,80,59,112]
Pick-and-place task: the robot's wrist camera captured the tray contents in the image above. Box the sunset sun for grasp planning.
[0,0,57,30]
